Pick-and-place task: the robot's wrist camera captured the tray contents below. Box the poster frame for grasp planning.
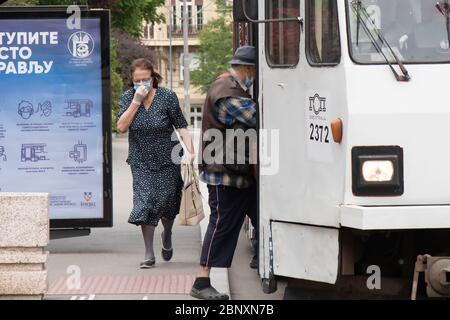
[0,6,113,229]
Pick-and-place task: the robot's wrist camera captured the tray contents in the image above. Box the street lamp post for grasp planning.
[168,5,173,90]
[182,0,191,122]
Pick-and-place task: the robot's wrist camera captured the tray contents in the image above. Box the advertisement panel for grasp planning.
[0,7,112,228]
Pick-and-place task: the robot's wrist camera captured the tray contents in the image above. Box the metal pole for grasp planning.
[182,0,190,122]
[169,6,173,90]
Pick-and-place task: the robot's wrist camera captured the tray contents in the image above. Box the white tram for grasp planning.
[234,0,450,298]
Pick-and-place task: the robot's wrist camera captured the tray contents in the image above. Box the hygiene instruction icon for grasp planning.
[64,99,93,118]
[21,144,48,162]
[0,145,6,161]
[18,100,52,119]
[69,141,87,164]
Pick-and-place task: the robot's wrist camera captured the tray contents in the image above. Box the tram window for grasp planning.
[347,0,450,64]
[306,0,341,66]
[265,0,301,67]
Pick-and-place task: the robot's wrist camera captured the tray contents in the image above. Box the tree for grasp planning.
[110,37,123,133]
[106,0,165,39]
[112,30,156,87]
[215,0,232,13]
[191,15,233,94]
[7,0,165,38]
[4,0,38,4]
[4,0,164,132]
[191,0,233,93]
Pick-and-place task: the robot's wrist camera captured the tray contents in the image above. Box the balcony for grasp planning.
[167,25,203,38]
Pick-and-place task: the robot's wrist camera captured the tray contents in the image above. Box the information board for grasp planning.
[0,7,112,228]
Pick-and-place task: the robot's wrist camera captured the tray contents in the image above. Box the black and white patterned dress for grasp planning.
[117,87,188,226]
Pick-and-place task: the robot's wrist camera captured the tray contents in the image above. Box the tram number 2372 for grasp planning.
[309,123,330,144]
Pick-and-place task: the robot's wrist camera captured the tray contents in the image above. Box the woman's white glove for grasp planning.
[132,86,149,105]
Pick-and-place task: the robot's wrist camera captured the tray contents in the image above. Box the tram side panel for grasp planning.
[258,0,347,285]
[258,0,450,297]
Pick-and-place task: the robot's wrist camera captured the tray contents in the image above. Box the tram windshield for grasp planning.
[347,0,450,63]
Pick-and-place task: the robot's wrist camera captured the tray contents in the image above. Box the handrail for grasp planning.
[241,0,303,25]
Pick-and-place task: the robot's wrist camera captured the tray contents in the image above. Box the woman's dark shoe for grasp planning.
[161,232,173,261]
[190,285,230,300]
[140,259,155,269]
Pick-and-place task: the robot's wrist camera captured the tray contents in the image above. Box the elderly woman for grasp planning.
[117,58,195,268]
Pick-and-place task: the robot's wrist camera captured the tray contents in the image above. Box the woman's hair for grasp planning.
[130,58,162,89]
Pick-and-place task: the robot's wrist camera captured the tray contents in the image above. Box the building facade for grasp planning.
[141,0,224,128]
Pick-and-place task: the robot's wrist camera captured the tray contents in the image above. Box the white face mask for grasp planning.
[244,76,254,89]
[133,79,152,91]
[229,68,254,90]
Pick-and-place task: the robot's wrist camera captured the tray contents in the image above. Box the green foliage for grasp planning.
[13,0,165,38]
[37,0,86,4]
[110,38,123,133]
[214,0,232,13]
[6,0,39,4]
[110,0,165,38]
[4,0,164,132]
[191,16,233,94]
[112,30,156,87]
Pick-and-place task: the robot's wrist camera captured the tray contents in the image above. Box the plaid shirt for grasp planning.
[199,94,257,189]
[216,97,256,128]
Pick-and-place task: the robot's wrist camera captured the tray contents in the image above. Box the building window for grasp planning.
[190,105,202,128]
[265,0,301,67]
[189,5,192,28]
[186,5,193,28]
[197,5,203,30]
[143,23,154,39]
[172,5,177,29]
[306,0,341,66]
[180,53,199,82]
[180,5,193,30]
[143,23,149,38]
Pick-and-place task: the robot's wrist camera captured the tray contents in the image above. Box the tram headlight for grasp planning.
[352,146,404,196]
[361,160,394,182]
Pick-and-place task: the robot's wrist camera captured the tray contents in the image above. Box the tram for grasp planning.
[234,0,450,298]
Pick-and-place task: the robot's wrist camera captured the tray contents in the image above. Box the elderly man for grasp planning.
[190,46,258,300]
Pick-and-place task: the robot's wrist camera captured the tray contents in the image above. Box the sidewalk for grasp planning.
[44,134,229,300]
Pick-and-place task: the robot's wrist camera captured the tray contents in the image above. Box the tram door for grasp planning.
[234,10,259,243]
[256,1,305,282]
[259,1,303,224]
